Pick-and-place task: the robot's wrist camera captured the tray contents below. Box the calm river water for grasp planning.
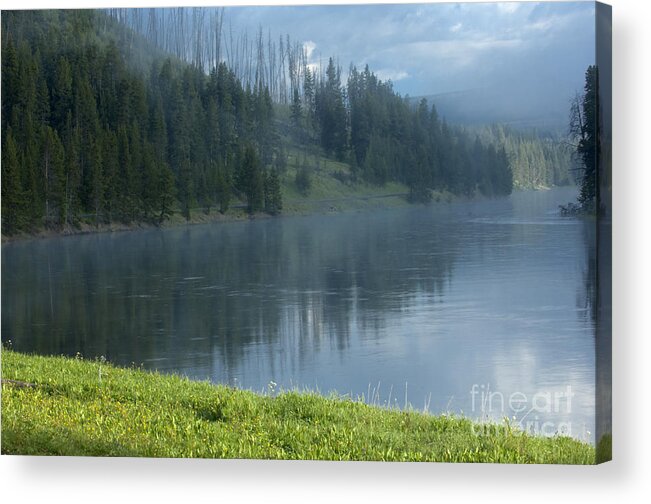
[2,187,598,441]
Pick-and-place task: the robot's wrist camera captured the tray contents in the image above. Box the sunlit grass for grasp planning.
[279,147,412,214]
[1,350,595,463]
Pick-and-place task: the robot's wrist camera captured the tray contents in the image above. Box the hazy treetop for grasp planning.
[224,1,595,127]
[5,0,596,128]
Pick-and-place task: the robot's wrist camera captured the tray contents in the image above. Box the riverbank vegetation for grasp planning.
[558,65,600,217]
[567,65,600,214]
[1,350,595,463]
[2,9,572,238]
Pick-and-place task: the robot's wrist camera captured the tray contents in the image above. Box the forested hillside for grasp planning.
[2,10,279,235]
[473,124,574,189]
[3,9,518,236]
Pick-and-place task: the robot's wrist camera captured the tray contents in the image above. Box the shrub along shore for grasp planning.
[1,350,596,463]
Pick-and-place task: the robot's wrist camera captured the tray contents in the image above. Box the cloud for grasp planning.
[224,2,595,125]
[375,69,410,83]
[497,3,521,15]
[383,36,524,74]
[303,40,316,60]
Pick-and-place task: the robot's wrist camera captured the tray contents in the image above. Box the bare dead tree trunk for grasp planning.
[147,8,158,47]
[108,6,332,103]
[214,8,224,68]
[192,7,205,71]
[279,35,286,104]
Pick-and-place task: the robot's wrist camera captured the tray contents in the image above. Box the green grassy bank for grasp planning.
[1,351,595,463]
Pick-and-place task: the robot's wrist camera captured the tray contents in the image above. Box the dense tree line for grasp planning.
[473,124,574,189]
[2,10,515,236]
[306,62,513,200]
[2,10,282,235]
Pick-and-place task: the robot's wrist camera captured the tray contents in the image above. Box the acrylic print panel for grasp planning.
[0,1,611,464]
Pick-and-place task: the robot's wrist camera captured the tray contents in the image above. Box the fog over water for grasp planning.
[2,187,597,441]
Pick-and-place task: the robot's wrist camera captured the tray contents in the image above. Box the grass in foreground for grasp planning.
[1,351,595,463]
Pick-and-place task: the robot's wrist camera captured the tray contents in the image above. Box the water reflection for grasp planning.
[2,187,597,441]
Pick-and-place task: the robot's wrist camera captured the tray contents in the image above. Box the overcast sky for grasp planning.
[225,1,596,127]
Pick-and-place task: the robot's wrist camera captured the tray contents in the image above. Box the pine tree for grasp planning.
[215,162,231,214]
[116,125,134,222]
[241,145,264,214]
[141,143,158,221]
[168,80,193,220]
[363,134,388,185]
[88,137,104,224]
[101,129,119,221]
[570,65,599,210]
[149,95,168,160]
[157,163,176,223]
[35,65,51,125]
[41,126,66,228]
[2,37,19,133]
[51,56,72,129]
[1,128,26,235]
[264,168,283,215]
[303,67,316,142]
[317,58,348,160]
[290,87,302,133]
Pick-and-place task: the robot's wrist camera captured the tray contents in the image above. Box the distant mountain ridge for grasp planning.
[413,88,569,133]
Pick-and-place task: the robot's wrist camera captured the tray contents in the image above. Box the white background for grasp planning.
[1,0,649,502]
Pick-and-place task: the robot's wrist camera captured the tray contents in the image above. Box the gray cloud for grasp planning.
[225,2,595,127]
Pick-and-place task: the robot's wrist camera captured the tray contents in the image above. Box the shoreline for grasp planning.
[1,185,573,245]
[1,350,599,462]
[0,190,417,245]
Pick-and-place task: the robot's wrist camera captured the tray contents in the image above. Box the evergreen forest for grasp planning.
[2,9,573,236]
